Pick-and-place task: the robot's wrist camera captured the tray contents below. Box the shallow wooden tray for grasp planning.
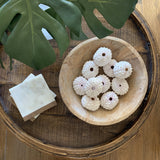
[0,10,159,159]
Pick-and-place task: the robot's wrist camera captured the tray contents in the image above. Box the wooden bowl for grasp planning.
[59,36,148,126]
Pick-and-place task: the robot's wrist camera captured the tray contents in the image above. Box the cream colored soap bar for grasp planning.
[9,74,56,121]
[22,74,55,121]
[10,74,56,121]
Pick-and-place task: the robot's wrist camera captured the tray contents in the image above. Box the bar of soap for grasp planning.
[23,74,56,121]
[9,74,56,121]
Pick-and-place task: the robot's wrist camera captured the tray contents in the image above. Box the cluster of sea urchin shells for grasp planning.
[73,47,132,111]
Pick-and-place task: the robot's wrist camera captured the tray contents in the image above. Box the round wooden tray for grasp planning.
[0,10,159,158]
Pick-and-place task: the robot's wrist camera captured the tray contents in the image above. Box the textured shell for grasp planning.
[103,59,117,77]
[112,78,129,95]
[101,91,119,110]
[85,77,103,97]
[73,76,87,96]
[113,61,132,79]
[97,75,111,93]
[81,95,100,111]
[82,61,99,79]
[93,47,112,67]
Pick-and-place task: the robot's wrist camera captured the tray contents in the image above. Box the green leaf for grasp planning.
[70,0,138,38]
[0,0,138,70]
[0,0,72,69]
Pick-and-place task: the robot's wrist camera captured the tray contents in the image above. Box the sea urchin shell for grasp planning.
[85,77,103,97]
[112,78,129,95]
[93,47,112,67]
[82,61,99,79]
[73,76,87,96]
[113,61,132,79]
[101,91,119,110]
[81,95,100,111]
[103,59,117,77]
[97,75,111,93]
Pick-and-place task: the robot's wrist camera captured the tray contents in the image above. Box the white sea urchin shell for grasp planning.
[97,75,110,93]
[113,61,132,79]
[82,61,99,79]
[93,47,112,67]
[103,59,117,77]
[85,77,103,97]
[81,95,100,111]
[101,91,119,110]
[112,78,129,95]
[73,76,87,96]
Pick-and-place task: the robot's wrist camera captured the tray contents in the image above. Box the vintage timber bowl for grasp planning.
[59,36,148,126]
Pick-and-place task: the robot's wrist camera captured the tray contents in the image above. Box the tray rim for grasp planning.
[0,9,159,158]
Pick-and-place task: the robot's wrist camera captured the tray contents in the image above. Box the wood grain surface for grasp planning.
[0,8,157,158]
[0,0,160,159]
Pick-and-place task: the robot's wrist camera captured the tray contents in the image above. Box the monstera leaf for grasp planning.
[71,0,138,38]
[0,0,138,70]
[0,0,81,69]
